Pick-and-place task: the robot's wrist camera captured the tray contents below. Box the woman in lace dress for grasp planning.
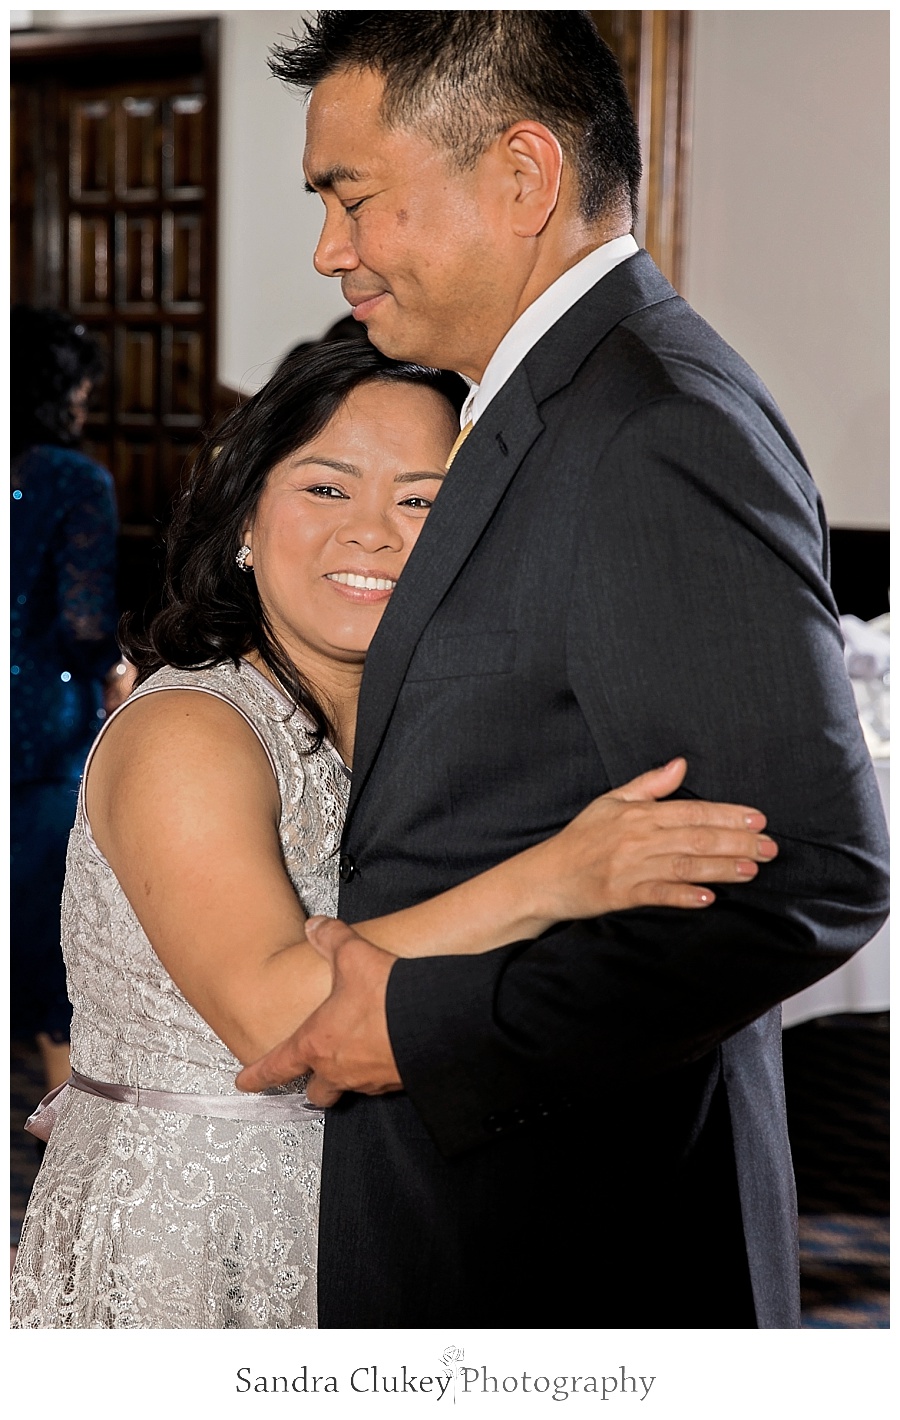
[11,343,776,1328]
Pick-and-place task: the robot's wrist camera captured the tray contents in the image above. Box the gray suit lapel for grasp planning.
[346,249,678,822]
[523,247,676,402]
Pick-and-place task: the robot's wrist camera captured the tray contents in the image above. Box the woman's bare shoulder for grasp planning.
[86,685,279,844]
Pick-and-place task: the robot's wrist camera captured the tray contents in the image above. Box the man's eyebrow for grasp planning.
[304,165,368,194]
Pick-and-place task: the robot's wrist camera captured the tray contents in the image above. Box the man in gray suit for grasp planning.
[239,12,889,1326]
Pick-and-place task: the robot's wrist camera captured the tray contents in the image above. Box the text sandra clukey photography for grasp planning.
[235,1349,657,1402]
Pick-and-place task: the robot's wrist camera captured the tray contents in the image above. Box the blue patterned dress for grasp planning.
[11,444,120,1040]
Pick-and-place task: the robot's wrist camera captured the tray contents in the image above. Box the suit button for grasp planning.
[338,854,356,883]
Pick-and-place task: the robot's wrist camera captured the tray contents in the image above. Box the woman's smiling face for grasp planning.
[244,379,458,680]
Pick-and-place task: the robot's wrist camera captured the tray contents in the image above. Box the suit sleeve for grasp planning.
[386,395,889,1156]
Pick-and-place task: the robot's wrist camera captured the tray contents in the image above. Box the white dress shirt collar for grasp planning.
[460,233,639,428]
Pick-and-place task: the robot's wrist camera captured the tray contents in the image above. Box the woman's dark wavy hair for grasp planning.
[11,305,106,456]
[120,342,466,747]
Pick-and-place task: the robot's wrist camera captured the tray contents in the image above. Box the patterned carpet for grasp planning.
[10,1013,889,1325]
[783,1012,889,1328]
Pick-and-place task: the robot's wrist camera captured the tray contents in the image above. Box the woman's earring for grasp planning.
[235,544,253,572]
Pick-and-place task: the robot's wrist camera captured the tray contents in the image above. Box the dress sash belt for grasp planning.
[25,1069,323,1141]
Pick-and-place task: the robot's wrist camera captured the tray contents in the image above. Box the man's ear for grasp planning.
[499,121,564,238]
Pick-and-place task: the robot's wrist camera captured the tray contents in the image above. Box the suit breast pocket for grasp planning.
[404,631,517,682]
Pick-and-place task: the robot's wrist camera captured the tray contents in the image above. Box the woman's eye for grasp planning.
[306,484,347,499]
[399,496,434,510]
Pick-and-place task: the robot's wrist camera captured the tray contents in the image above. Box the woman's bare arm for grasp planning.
[88,693,774,1066]
[359,756,774,956]
[87,692,334,1066]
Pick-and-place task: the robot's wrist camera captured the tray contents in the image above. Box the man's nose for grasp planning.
[313,207,359,278]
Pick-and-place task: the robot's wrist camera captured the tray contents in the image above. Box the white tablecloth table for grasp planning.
[782,760,889,1027]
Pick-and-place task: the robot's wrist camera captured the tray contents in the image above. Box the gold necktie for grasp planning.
[445,419,473,470]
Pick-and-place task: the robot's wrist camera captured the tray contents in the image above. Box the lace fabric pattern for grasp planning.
[11,660,349,1328]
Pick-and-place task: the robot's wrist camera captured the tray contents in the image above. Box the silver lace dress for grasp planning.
[10,661,350,1329]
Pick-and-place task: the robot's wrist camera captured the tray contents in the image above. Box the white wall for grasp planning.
[217,11,347,390]
[684,10,888,529]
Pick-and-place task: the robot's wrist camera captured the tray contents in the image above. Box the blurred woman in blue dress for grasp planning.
[11,307,133,1093]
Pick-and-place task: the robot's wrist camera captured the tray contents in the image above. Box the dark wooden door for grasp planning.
[11,20,219,620]
[591,11,691,288]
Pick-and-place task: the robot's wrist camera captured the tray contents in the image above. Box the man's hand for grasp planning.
[235,916,403,1106]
